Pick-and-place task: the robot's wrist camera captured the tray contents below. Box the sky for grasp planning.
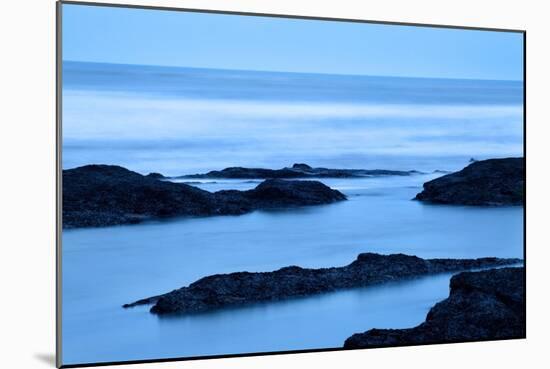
[62,3,524,81]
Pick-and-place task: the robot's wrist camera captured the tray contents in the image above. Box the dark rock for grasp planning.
[415,158,524,206]
[123,253,521,315]
[210,179,347,215]
[344,267,525,348]
[187,166,301,179]
[292,163,313,170]
[242,178,347,206]
[63,165,346,228]
[63,165,218,229]
[181,164,419,179]
[145,172,165,179]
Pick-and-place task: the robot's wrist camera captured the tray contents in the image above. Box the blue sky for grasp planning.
[62,4,523,80]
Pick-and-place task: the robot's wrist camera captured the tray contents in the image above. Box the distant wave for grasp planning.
[64,90,522,121]
[62,89,523,171]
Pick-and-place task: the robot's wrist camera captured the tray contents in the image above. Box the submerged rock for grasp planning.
[63,165,346,228]
[181,163,419,179]
[123,253,521,315]
[415,158,524,206]
[344,267,525,348]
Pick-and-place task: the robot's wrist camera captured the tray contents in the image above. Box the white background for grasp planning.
[0,0,548,368]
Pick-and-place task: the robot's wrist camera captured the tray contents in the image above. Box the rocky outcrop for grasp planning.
[415,158,524,206]
[292,163,313,171]
[181,163,419,179]
[123,253,521,315]
[145,172,165,179]
[344,267,525,348]
[63,165,346,228]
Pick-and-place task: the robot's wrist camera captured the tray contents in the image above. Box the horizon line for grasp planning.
[63,59,523,83]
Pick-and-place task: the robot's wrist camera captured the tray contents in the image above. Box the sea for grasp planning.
[61,61,524,365]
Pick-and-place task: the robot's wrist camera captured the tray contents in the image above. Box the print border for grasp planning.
[55,1,527,367]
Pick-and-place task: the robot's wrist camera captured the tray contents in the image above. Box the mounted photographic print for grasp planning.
[57,1,526,367]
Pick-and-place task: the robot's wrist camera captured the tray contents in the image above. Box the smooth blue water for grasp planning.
[62,61,523,175]
[61,62,524,365]
[63,61,522,105]
[62,175,523,364]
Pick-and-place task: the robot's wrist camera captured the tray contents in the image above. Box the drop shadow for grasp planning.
[34,353,56,367]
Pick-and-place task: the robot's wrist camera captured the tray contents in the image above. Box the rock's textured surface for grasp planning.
[63,165,346,228]
[415,158,524,206]
[145,172,166,179]
[123,253,521,315]
[182,163,419,179]
[344,267,525,348]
